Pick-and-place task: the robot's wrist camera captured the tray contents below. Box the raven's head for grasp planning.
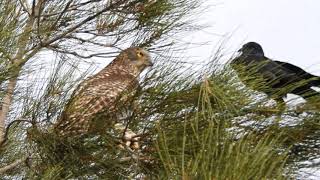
[238,42,264,57]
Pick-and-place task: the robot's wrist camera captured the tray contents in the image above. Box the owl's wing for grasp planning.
[56,71,138,134]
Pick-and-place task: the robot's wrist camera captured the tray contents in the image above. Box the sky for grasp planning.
[185,0,320,76]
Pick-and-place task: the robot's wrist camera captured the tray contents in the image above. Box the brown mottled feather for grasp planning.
[54,47,151,136]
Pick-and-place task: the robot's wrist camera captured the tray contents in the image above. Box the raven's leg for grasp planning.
[274,97,286,112]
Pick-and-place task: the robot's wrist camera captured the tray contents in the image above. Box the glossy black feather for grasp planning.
[231,42,320,101]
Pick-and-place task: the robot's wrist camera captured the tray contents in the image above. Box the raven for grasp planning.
[231,42,320,105]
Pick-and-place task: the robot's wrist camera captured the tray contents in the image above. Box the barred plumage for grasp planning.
[54,47,152,135]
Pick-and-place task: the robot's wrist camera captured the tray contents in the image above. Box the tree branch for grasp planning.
[40,0,126,47]
[0,157,28,174]
[50,0,74,31]
[0,8,36,146]
[0,119,31,147]
[18,0,31,15]
[0,79,18,145]
[49,46,118,59]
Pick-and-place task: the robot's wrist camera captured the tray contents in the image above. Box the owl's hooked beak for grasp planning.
[145,60,153,67]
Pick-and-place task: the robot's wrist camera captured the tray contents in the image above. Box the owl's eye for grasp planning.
[137,51,144,58]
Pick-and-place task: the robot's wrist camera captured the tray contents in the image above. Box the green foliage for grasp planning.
[0,0,320,179]
[27,128,132,179]
[6,54,320,179]
[137,0,175,26]
[156,124,288,179]
[13,57,293,179]
[147,63,289,179]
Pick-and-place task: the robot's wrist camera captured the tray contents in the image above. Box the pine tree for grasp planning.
[0,0,319,179]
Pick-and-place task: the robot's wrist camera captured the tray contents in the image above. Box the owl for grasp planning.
[54,47,152,136]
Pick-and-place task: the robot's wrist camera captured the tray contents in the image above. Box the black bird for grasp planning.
[231,42,320,105]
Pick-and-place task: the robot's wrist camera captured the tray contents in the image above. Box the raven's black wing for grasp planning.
[273,60,320,86]
[273,61,313,77]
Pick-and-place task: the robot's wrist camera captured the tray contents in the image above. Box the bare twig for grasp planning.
[49,46,118,59]
[50,0,74,30]
[18,0,31,15]
[65,35,118,48]
[0,157,28,174]
[40,0,126,47]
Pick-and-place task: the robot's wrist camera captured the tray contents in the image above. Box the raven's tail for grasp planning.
[309,77,320,87]
[301,88,320,100]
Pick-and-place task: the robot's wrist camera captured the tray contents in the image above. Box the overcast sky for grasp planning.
[186,0,320,76]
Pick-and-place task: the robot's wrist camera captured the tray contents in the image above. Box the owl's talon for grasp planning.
[114,123,141,151]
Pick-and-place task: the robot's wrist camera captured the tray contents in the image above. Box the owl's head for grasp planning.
[124,47,153,72]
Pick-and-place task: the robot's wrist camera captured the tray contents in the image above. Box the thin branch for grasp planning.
[0,157,28,174]
[18,0,31,15]
[0,119,31,147]
[39,0,101,18]
[31,0,36,16]
[48,46,118,59]
[50,0,74,30]
[40,0,127,47]
[65,35,117,47]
